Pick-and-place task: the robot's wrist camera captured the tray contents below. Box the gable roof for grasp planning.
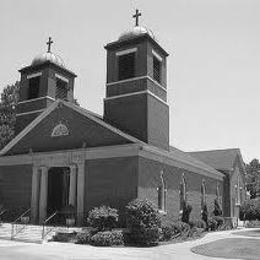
[169,146,223,177]
[188,148,246,172]
[0,100,144,156]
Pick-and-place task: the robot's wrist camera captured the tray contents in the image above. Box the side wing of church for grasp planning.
[0,12,247,225]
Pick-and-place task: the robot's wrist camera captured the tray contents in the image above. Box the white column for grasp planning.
[77,163,85,225]
[39,166,48,224]
[69,165,77,206]
[31,166,41,224]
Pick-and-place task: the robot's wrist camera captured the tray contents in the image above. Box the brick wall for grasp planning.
[84,156,138,213]
[138,157,223,220]
[0,165,32,210]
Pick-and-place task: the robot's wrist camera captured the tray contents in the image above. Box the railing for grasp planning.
[11,208,31,239]
[41,211,58,241]
[0,209,7,224]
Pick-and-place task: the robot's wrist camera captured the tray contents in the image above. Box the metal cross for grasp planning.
[46,37,53,53]
[133,9,141,26]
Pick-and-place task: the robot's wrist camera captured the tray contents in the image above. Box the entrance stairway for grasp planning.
[0,223,61,243]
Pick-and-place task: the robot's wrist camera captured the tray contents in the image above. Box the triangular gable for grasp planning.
[0,100,143,155]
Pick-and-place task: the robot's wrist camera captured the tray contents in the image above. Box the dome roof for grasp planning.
[118,26,155,41]
[31,52,65,67]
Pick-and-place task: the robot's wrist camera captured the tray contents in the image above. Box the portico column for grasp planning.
[31,166,41,224]
[69,165,77,206]
[77,163,85,225]
[39,166,48,224]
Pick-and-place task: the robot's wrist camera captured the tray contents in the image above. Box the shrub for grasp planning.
[240,199,260,221]
[213,199,222,216]
[201,204,208,225]
[160,220,190,241]
[181,201,192,224]
[207,217,218,231]
[212,216,224,229]
[75,228,97,244]
[87,206,119,231]
[189,219,207,230]
[52,231,77,242]
[90,230,124,246]
[124,199,161,246]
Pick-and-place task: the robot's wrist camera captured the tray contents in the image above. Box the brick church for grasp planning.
[0,11,247,225]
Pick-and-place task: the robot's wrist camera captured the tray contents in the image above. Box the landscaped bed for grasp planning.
[191,238,260,260]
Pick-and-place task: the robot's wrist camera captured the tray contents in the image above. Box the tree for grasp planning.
[0,81,20,149]
[245,159,260,199]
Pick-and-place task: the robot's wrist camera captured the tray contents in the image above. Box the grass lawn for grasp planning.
[234,229,260,238]
[191,238,260,260]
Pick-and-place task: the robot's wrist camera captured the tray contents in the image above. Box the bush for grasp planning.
[213,199,222,216]
[90,230,124,246]
[201,204,208,225]
[75,228,97,244]
[181,201,192,224]
[240,199,260,221]
[124,199,161,246]
[189,219,207,230]
[212,216,224,229]
[160,220,190,241]
[207,217,218,231]
[52,231,77,242]
[87,206,119,231]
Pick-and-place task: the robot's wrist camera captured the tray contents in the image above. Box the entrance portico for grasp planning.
[29,150,86,225]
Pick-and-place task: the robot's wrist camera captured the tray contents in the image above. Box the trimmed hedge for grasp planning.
[90,230,124,246]
[87,206,119,231]
[124,199,161,246]
[161,220,190,241]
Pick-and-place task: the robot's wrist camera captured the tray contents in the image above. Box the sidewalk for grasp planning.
[0,228,257,260]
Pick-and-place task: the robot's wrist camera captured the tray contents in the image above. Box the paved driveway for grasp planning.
[0,229,256,260]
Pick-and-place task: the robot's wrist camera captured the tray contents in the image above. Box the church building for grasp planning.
[0,11,247,225]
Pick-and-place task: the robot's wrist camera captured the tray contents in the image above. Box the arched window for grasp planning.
[216,182,220,200]
[157,170,167,212]
[201,179,206,208]
[179,173,186,214]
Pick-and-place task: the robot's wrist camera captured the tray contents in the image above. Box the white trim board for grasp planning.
[27,72,42,79]
[116,48,137,56]
[16,109,45,117]
[55,73,69,83]
[104,90,168,106]
[106,75,167,93]
[18,96,55,104]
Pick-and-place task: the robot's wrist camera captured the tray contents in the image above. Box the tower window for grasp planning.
[28,76,40,99]
[118,52,135,80]
[56,78,68,100]
[153,55,161,83]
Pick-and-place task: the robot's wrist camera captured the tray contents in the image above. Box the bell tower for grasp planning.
[104,10,169,150]
[16,37,77,134]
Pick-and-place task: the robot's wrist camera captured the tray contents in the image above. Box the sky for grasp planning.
[0,0,259,163]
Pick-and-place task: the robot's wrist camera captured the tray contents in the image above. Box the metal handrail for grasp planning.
[11,208,31,239]
[42,211,58,240]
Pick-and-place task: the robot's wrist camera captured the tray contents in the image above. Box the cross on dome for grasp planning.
[133,9,141,26]
[46,37,54,53]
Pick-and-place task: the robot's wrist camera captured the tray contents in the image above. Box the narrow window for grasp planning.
[118,52,135,80]
[28,76,40,99]
[179,174,186,214]
[201,180,206,209]
[158,170,167,212]
[153,55,161,83]
[56,78,68,100]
